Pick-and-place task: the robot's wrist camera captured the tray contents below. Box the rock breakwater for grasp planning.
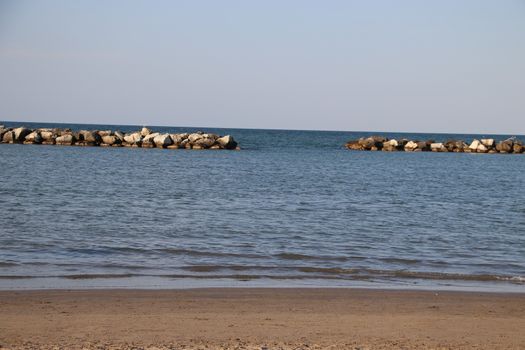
[0,125,239,150]
[346,136,524,154]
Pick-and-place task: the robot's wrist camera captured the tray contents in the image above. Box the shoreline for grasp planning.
[1,288,525,349]
[1,275,525,294]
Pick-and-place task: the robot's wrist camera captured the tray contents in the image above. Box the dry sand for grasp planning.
[1,288,524,349]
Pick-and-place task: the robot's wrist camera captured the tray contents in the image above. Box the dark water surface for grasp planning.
[1,122,524,291]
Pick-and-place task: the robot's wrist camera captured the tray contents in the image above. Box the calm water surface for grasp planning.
[1,122,524,291]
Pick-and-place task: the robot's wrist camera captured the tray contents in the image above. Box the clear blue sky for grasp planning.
[0,0,524,133]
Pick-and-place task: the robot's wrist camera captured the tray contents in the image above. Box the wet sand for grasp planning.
[1,288,524,349]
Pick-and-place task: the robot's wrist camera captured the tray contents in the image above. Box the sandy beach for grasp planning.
[1,288,524,350]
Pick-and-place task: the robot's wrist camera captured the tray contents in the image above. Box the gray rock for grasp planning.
[346,140,363,150]
[416,141,430,151]
[140,127,151,137]
[40,130,56,142]
[97,130,113,137]
[123,132,142,144]
[430,143,447,152]
[2,130,15,143]
[78,130,102,145]
[216,135,238,149]
[188,133,203,143]
[101,135,120,145]
[496,139,514,153]
[24,131,42,144]
[404,140,418,152]
[0,127,10,141]
[469,139,481,151]
[56,134,76,145]
[153,134,173,148]
[202,133,219,140]
[481,139,495,147]
[114,131,125,142]
[194,137,215,149]
[477,144,488,153]
[169,133,186,145]
[141,132,159,147]
[12,127,31,143]
[382,139,399,152]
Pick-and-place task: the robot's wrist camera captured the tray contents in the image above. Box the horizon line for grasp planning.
[1,119,524,137]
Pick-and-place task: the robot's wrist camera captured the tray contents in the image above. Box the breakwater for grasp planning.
[0,125,239,150]
[346,136,524,153]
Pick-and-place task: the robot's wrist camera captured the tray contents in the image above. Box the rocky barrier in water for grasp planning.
[0,125,239,150]
[346,136,524,154]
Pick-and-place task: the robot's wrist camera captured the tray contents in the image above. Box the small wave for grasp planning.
[158,248,263,259]
[275,253,348,262]
[0,275,33,279]
[499,276,525,283]
[0,261,19,267]
[378,257,421,265]
[0,269,522,285]
[363,269,525,284]
[63,273,141,280]
[298,267,359,274]
[181,265,281,273]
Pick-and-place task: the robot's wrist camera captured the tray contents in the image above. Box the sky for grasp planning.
[0,0,524,133]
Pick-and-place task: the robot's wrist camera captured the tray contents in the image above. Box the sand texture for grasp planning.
[1,288,524,349]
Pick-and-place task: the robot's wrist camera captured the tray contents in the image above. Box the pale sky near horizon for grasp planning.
[0,0,524,133]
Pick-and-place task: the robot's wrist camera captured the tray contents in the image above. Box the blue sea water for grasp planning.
[1,122,524,291]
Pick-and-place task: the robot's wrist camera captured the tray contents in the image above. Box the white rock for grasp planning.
[101,135,119,145]
[477,144,488,153]
[481,139,495,147]
[188,133,203,143]
[469,139,480,150]
[56,134,75,145]
[430,143,446,152]
[404,141,418,151]
[153,134,173,148]
[24,131,42,144]
[140,127,151,137]
[216,135,238,149]
[40,131,55,141]
[142,132,160,144]
[124,132,142,144]
[13,127,31,142]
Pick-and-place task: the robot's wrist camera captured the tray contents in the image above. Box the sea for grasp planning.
[1,121,524,292]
